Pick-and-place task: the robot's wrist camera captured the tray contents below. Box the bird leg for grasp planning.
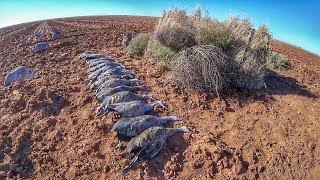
[114,140,122,150]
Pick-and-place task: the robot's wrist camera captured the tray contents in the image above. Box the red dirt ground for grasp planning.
[0,16,319,179]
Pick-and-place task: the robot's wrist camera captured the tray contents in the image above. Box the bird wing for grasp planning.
[121,140,163,174]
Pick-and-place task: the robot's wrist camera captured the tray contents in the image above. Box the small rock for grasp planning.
[0,171,6,177]
[15,167,23,173]
[9,164,18,171]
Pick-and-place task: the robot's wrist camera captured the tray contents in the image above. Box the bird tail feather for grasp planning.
[180,126,189,132]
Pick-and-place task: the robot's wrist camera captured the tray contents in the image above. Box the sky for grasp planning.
[0,0,319,55]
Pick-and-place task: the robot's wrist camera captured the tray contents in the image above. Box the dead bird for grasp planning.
[4,66,38,86]
[79,50,97,59]
[122,126,189,174]
[87,62,125,75]
[84,54,106,61]
[96,91,153,117]
[96,85,147,100]
[96,78,139,91]
[88,67,133,81]
[33,42,49,53]
[86,57,114,64]
[88,59,122,68]
[112,115,179,137]
[106,100,166,118]
[90,74,134,90]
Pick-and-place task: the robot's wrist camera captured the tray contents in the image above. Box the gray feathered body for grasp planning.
[4,66,35,86]
[97,78,139,91]
[96,91,151,117]
[96,85,147,101]
[107,100,153,118]
[122,126,188,174]
[112,115,177,137]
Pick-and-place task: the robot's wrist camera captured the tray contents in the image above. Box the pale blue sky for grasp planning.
[0,0,319,55]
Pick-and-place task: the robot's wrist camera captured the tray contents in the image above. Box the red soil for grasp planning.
[0,16,319,179]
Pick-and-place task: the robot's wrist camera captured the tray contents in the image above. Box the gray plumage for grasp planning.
[122,32,132,46]
[112,115,179,137]
[87,62,125,75]
[96,78,139,91]
[4,66,38,86]
[96,91,153,117]
[88,67,133,81]
[79,51,96,59]
[34,32,44,38]
[90,74,134,91]
[50,32,61,40]
[122,126,189,174]
[86,56,114,64]
[96,85,147,101]
[19,37,27,46]
[34,42,49,53]
[51,27,60,34]
[106,100,166,118]
[84,54,106,61]
[88,59,120,68]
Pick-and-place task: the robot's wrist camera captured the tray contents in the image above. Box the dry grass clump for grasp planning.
[191,7,233,51]
[267,51,288,69]
[146,38,177,70]
[225,17,271,89]
[196,19,233,51]
[127,33,151,56]
[173,45,230,96]
[155,8,197,51]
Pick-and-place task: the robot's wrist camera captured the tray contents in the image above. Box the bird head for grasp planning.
[31,70,39,77]
[166,126,189,137]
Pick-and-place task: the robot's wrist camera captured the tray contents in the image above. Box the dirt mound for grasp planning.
[0,16,319,179]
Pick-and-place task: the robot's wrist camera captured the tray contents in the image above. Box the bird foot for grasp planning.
[114,140,122,150]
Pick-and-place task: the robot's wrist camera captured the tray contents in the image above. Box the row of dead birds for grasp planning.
[80,51,189,174]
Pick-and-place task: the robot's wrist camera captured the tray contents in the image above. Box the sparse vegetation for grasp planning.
[267,51,288,69]
[127,7,272,92]
[173,45,230,96]
[196,20,233,51]
[155,8,197,51]
[146,38,177,70]
[127,33,151,56]
[194,12,233,51]
[225,17,271,89]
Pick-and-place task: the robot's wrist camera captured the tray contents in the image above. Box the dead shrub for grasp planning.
[172,45,230,96]
[155,8,197,51]
[225,16,271,89]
